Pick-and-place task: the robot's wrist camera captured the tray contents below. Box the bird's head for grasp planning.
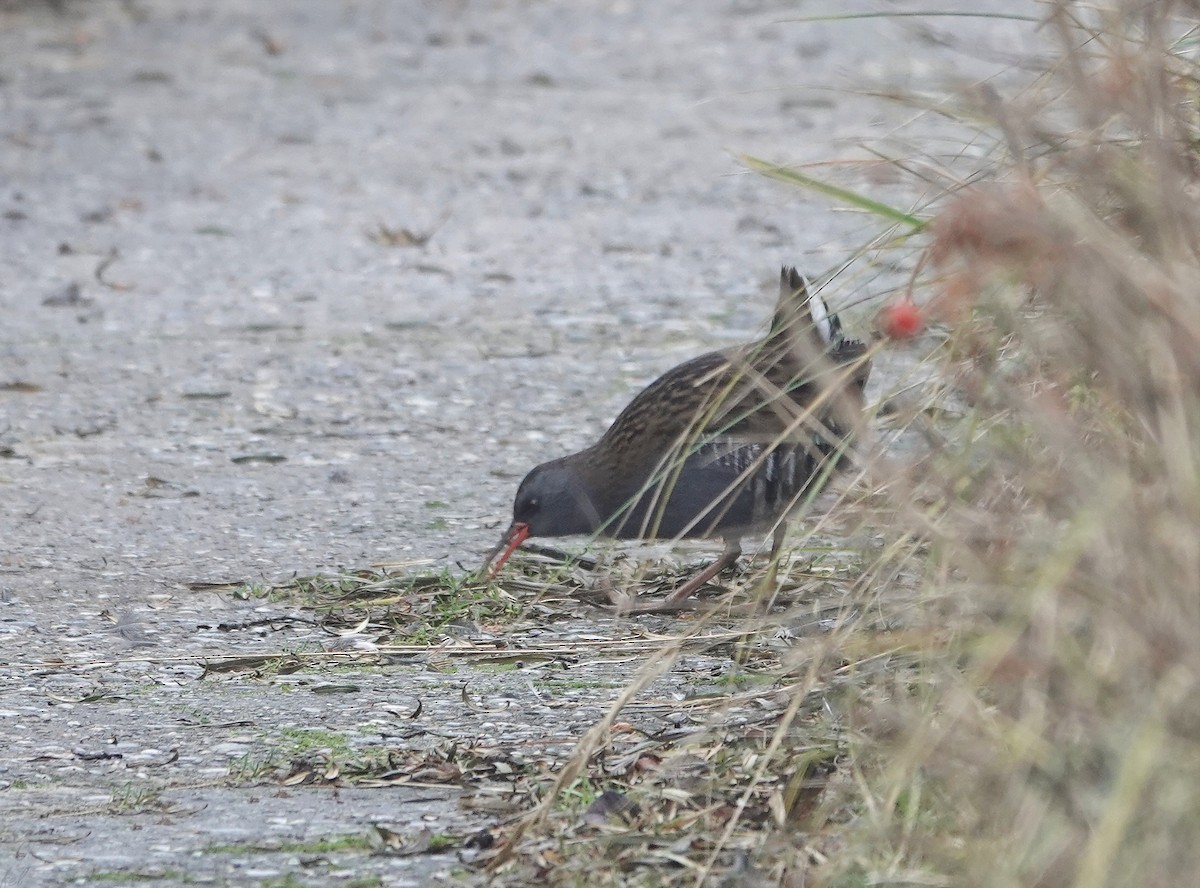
[480,459,602,580]
[510,461,602,536]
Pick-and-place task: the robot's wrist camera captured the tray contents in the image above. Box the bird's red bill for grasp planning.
[481,522,530,581]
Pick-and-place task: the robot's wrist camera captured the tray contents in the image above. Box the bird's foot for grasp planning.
[596,545,744,614]
[605,587,704,615]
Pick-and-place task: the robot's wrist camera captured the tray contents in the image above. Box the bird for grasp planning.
[482,267,871,610]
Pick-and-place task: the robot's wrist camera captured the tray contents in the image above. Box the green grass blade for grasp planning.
[742,155,928,232]
[779,11,1041,24]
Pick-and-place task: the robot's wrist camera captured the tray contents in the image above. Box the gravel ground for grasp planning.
[1,1,1038,884]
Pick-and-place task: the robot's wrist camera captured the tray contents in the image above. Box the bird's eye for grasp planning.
[527,497,539,511]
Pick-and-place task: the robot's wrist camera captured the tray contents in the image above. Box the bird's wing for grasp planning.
[599,346,847,453]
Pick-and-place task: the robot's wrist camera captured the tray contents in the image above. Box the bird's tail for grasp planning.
[772,266,840,349]
[769,265,872,400]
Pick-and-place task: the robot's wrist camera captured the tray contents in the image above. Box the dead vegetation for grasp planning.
[144,3,1200,884]
[471,2,1200,885]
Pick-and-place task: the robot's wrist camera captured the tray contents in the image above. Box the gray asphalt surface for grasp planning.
[1,1,1038,884]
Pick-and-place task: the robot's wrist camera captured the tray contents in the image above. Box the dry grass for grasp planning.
[809,3,1200,886]
[230,4,1200,883]
[483,2,1200,886]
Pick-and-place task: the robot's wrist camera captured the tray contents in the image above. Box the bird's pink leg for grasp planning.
[662,538,742,606]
